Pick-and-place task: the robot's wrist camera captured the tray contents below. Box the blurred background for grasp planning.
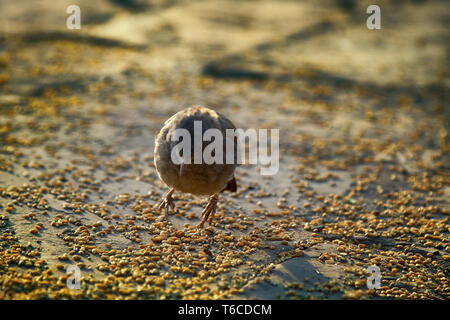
[0,0,448,86]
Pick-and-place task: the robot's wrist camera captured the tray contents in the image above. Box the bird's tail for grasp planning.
[222,176,237,192]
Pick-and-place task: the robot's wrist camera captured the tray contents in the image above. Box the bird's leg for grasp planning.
[198,194,218,228]
[158,188,175,220]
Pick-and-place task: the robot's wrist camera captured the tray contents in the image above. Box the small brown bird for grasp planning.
[154,106,238,228]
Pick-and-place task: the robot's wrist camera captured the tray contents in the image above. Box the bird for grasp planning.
[154,105,238,228]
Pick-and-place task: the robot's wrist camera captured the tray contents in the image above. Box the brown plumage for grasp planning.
[154,106,238,227]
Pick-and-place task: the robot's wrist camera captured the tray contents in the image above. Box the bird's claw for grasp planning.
[198,194,218,228]
[157,188,176,220]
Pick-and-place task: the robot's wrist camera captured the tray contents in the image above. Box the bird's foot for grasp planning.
[157,188,175,221]
[198,194,218,228]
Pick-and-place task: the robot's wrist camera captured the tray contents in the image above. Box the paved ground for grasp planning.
[0,0,448,299]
